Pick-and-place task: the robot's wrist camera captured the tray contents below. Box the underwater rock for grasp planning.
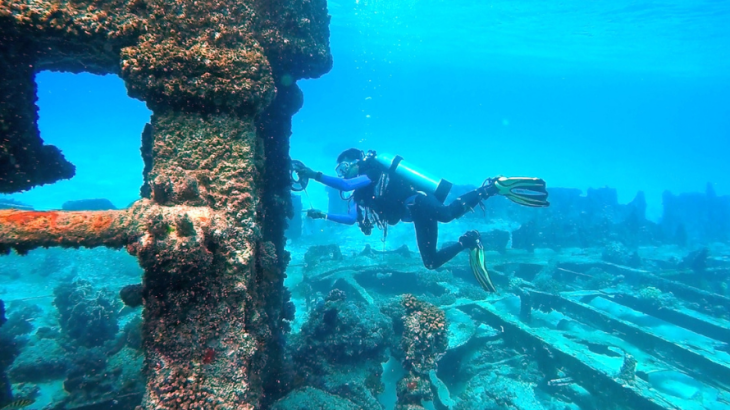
[36,326,61,340]
[119,284,144,308]
[0,303,41,339]
[8,338,70,383]
[61,198,117,211]
[289,291,392,407]
[53,280,119,348]
[292,292,392,368]
[322,367,384,410]
[270,387,360,410]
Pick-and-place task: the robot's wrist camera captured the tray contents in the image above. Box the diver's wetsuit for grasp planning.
[315,161,485,270]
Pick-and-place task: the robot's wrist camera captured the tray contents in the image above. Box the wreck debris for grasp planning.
[618,353,637,383]
[531,290,730,391]
[471,300,682,410]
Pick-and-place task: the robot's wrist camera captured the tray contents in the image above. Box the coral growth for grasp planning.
[617,353,637,383]
[53,279,119,348]
[287,289,391,408]
[291,289,391,372]
[637,287,678,309]
[396,374,433,406]
[400,294,448,375]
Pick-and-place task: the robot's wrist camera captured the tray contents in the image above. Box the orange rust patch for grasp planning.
[0,210,117,236]
[89,213,114,232]
[1,210,60,227]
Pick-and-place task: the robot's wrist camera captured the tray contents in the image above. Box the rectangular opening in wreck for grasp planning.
[2,71,151,211]
[0,71,150,408]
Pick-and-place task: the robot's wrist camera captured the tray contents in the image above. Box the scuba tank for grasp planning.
[365,150,453,203]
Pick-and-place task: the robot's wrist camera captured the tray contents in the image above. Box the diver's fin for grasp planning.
[469,245,497,293]
[491,176,550,207]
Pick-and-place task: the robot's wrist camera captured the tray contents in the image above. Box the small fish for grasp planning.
[0,398,36,409]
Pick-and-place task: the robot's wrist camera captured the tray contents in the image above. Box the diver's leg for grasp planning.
[420,189,488,223]
[411,196,466,269]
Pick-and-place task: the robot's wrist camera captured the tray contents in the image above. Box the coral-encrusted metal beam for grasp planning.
[0,209,136,253]
[0,202,219,254]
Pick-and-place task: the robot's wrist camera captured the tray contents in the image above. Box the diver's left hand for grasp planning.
[306,209,327,219]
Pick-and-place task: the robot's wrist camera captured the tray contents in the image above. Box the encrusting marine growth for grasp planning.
[0,0,332,407]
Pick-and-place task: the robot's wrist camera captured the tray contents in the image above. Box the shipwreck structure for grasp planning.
[0,0,332,408]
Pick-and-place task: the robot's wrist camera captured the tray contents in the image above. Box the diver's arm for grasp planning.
[324,201,358,225]
[316,173,372,192]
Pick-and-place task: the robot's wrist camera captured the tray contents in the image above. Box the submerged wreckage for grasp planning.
[1,0,331,407]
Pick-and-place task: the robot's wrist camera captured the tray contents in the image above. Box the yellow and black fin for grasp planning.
[469,245,496,293]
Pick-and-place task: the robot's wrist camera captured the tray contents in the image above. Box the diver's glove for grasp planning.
[306,209,327,219]
[293,162,320,180]
[483,176,550,207]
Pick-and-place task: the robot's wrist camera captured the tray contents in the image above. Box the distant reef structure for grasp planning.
[660,184,730,246]
[62,198,117,211]
[448,184,730,250]
[0,198,33,211]
[0,0,333,407]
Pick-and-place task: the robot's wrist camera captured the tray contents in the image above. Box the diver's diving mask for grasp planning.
[335,160,358,178]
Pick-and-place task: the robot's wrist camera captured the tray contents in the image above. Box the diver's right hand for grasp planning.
[306,209,327,219]
[299,166,319,179]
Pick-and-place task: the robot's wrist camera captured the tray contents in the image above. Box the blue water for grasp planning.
[291,0,730,219]
[6,0,729,220]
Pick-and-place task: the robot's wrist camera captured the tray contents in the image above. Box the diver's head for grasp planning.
[335,148,364,178]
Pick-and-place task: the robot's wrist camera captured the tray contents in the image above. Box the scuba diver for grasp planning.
[292,149,549,292]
